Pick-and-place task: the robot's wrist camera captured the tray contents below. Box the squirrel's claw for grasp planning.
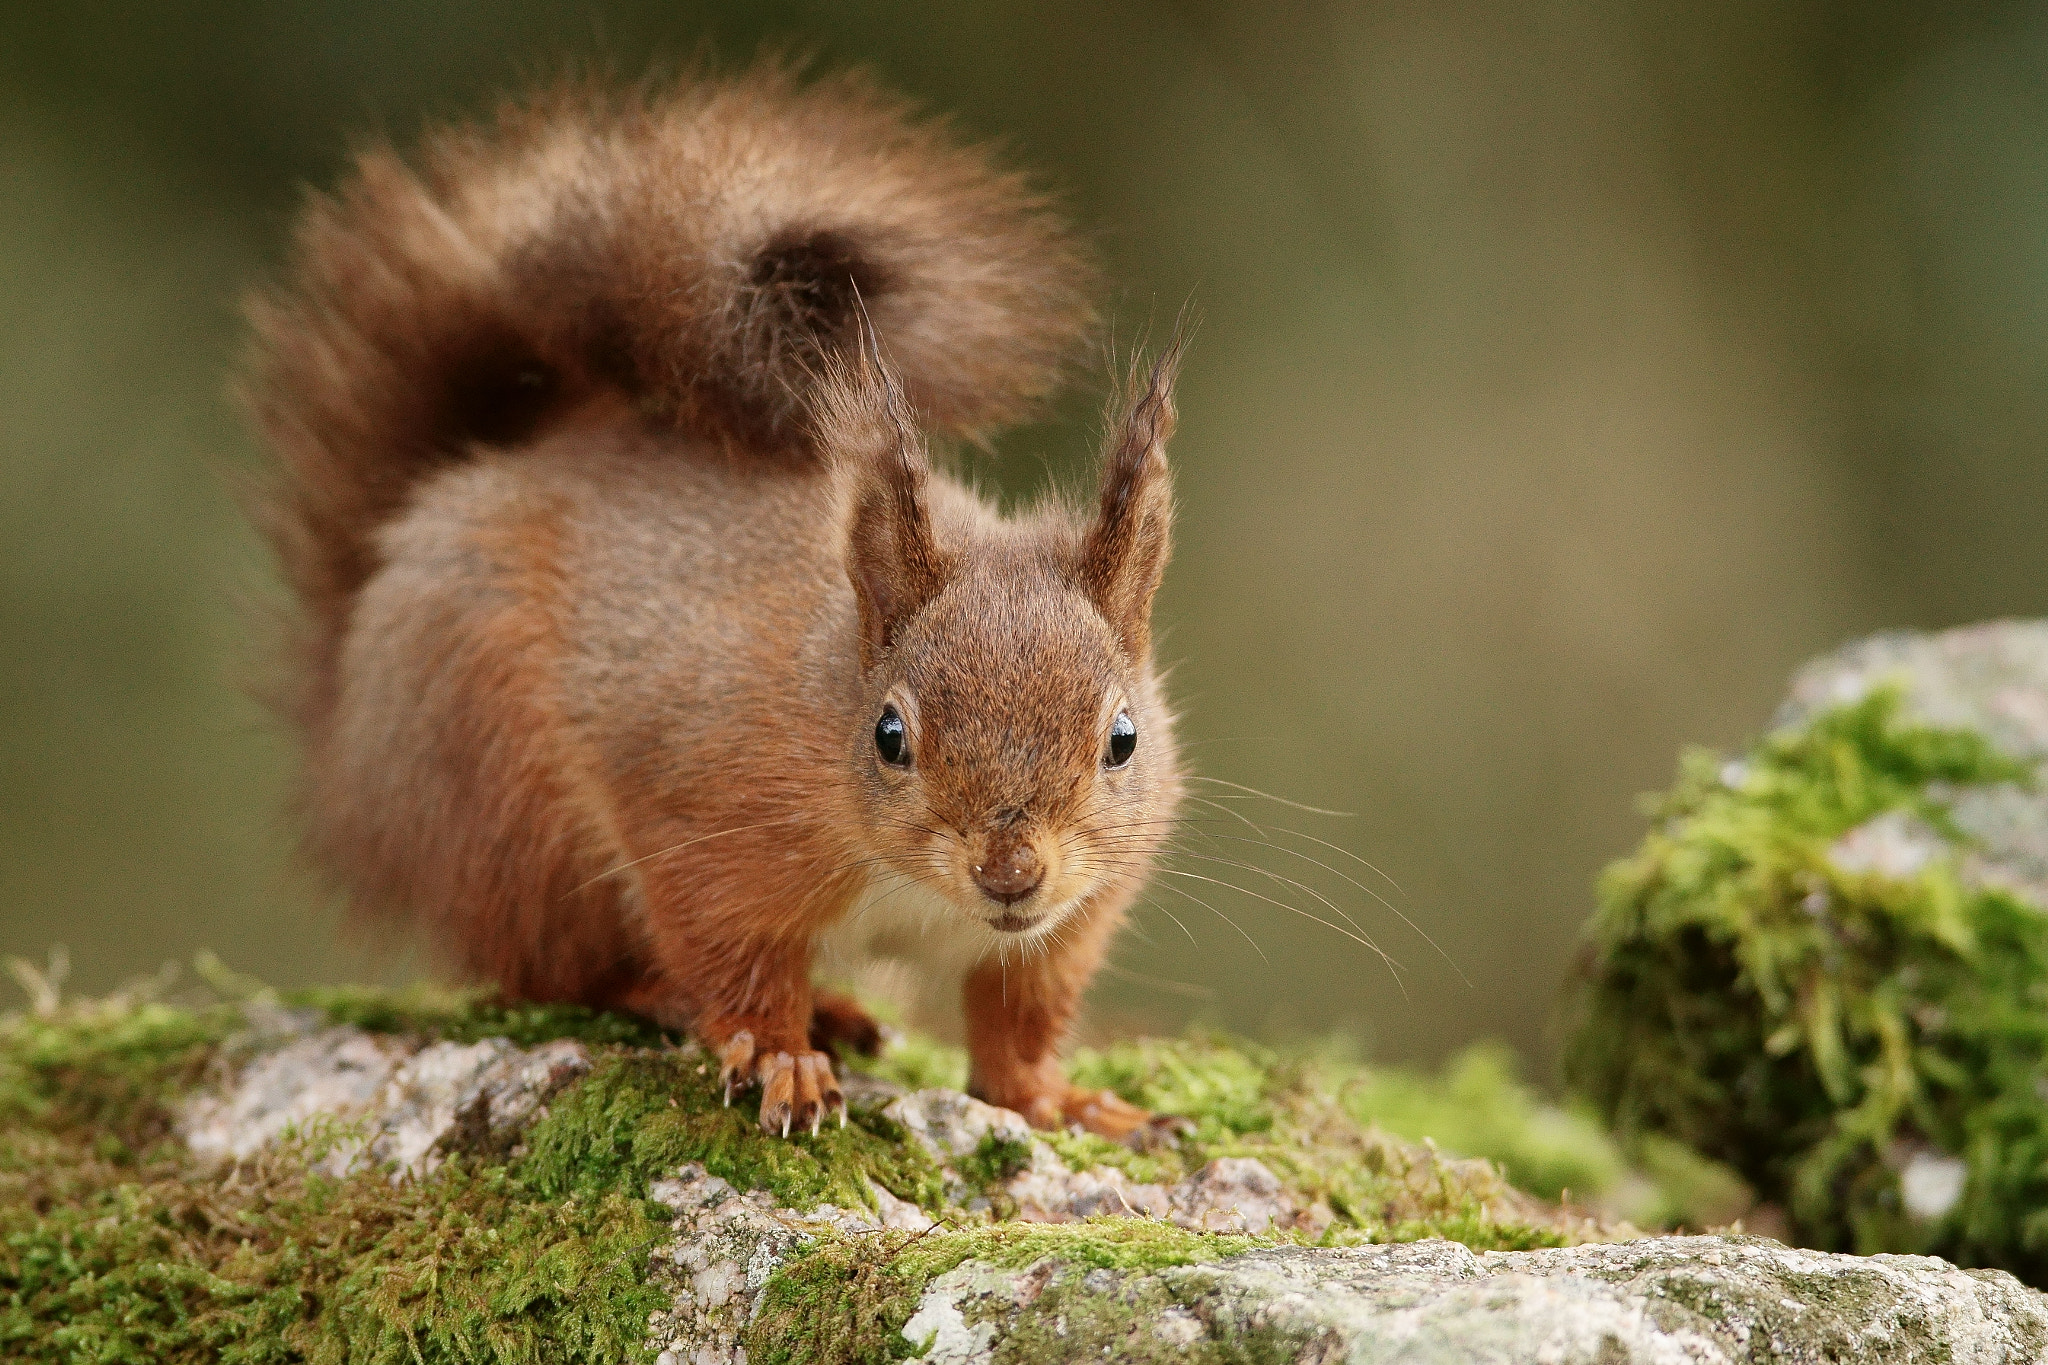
[717,1031,757,1107]
[810,1053,843,1133]
[758,1050,798,1137]
[804,1053,840,1137]
[753,1048,838,1139]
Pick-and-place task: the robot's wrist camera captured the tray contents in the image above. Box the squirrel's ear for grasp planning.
[1079,344,1181,660]
[820,347,951,670]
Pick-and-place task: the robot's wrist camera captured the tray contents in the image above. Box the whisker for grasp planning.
[1158,849,1376,944]
[1179,792,1269,834]
[566,816,808,897]
[1099,960,1216,999]
[1131,880,1200,947]
[1088,861,1267,965]
[1154,868,1403,989]
[873,815,952,842]
[1198,840,1457,984]
[1261,824,1407,897]
[842,867,953,926]
[1083,863,1206,951]
[1073,814,1460,981]
[1085,827,1455,980]
[1151,881,1267,964]
[812,853,930,882]
[1183,775,1357,817]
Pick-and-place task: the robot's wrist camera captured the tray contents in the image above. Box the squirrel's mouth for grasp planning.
[987,910,1043,934]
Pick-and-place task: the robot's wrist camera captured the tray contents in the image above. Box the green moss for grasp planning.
[1566,687,2048,1278]
[976,1272,1205,1365]
[840,1030,970,1094]
[308,1173,668,1365]
[519,1052,945,1213]
[3,1104,666,1365]
[903,1219,1258,1275]
[1332,1041,1753,1230]
[1040,1127,1181,1185]
[971,1271,1294,1365]
[854,1028,1599,1249]
[1340,1043,1621,1204]
[744,1220,1260,1365]
[0,990,672,1365]
[287,981,668,1049]
[1042,1035,1285,1187]
[0,990,242,1152]
[1068,1035,1273,1141]
[1050,1034,1590,1249]
[739,1228,925,1365]
[955,1131,1034,1190]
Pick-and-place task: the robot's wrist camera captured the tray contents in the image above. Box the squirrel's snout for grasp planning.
[972,842,1044,906]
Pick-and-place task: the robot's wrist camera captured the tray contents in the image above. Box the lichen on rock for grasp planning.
[181,1022,592,1176]
[894,1236,2048,1364]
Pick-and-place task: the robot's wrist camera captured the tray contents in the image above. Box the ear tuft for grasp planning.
[819,339,952,669]
[1079,338,1184,661]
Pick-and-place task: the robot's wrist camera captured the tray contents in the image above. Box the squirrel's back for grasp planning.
[244,65,1095,736]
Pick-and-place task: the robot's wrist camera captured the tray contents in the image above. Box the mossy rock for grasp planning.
[1567,621,2048,1281]
[7,968,2046,1360]
[0,975,1596,1364]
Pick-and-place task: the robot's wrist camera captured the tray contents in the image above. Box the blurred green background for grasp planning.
[5,1,2047,1073]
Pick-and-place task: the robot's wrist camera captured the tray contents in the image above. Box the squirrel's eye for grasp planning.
[875,705,910,767]
[1105,710,1137,768]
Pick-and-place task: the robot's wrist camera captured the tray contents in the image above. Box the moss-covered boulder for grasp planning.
[0,978,1596,1364]
[9,975,2048,1361]
[1568,621,2048,1279]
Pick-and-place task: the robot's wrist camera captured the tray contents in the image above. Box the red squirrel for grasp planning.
[244,68,1186,1143]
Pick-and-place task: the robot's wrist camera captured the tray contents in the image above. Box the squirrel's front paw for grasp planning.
[1051,1086,1193,1151]
[716,1031,845,1137]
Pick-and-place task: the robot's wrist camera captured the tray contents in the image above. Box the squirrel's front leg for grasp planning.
[962,905,1186,1149]
[677,935,845,1137]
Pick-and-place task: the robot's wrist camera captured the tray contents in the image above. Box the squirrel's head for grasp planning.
[818,342,1183,946]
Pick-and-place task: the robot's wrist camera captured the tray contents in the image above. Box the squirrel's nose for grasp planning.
[973,843,1043,905]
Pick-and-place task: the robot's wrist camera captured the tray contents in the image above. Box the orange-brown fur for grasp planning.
[245,66,1186,1140]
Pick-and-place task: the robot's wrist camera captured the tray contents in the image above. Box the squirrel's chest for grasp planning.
[813,871,994,982]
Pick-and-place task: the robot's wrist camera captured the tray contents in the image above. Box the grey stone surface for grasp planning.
[906,1236,2048,1364]
[882,1086,1323,1233]
[645,1164,844,1365]
[1777,621,2048,761]
[180,1023,589,1177]
[1773,621,2048,913]
[642,1160,941,1365]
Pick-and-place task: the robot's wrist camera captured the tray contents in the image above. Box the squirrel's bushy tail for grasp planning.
[244,65,1093,726]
